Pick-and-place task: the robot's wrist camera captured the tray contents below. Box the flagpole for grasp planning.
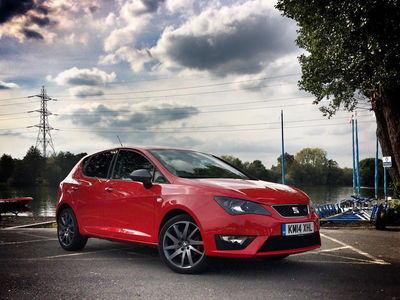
[281,110,285,185]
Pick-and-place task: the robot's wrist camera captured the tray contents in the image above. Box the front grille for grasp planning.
[258,232,321,252]
[273,204,309,217]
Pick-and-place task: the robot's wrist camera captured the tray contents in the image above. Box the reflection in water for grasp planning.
[0,184,386,217]
[0,185,58,217]
[300,185,385,206]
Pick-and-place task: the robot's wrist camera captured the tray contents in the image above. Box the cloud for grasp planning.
[0,0,38,24]
[99,47,152,72]
[69,86,104,98]
[0,130,22,137]
[21,28,43,39]
[61,102,200,147]
[0,0,103,42]
[103,0,164,52]
[0,80,19,89]
[66,103,199,129]
[50,67,116,86]
[151,0,297,76]
[48,67,116,98]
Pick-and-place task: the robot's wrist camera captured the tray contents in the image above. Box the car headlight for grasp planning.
[214,196,271,216]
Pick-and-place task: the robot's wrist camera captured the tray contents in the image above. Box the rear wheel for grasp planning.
[159,215,207,274]
[57,208,88,251]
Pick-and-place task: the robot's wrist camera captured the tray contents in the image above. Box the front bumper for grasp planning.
[202,212,321,258]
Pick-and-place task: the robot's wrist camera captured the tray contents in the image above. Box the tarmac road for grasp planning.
[0,227,399,300]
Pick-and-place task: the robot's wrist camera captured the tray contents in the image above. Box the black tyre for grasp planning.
[159,214,208,274]
[57,208,88,251]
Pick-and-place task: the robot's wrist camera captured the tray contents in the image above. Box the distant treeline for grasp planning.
[221,147,387,187]
[0,146,86,187]
[0,146,387,188]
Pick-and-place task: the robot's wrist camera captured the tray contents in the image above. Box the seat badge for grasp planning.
[156,197,163,203]
[292,206,300,214]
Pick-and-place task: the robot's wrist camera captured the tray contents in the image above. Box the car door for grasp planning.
[73,150,116,235]
[102,149,162,243]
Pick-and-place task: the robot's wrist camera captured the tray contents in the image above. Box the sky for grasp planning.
[0,0,378,168]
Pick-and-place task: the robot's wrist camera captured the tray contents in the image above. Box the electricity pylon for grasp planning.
[28,86,57,157]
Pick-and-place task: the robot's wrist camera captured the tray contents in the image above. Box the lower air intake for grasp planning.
[258,232,321,252]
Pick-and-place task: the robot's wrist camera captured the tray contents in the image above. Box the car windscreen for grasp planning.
[149,149,249,179]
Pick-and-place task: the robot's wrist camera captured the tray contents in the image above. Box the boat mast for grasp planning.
[355,112,361,195]
[281,110,285,185]
[351,114,357,195]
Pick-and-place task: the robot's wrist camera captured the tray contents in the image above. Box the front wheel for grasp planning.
[159,215,208,274]
[57,208,88,251]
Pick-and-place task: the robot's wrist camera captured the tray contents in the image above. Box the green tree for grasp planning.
[292,148,329,185]
[220,155,245,170]
[0,154,14,183]
[276,0,400,183]
[359,158,385,187]
[11,146,45,186]
[244,160,271,181]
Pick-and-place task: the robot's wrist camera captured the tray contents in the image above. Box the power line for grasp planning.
[0,73,300,102]
[56,120,376,134]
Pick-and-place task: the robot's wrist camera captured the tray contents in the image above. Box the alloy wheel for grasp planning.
[162,220,205,270]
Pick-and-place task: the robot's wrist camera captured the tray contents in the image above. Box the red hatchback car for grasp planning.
[56,147,320,273]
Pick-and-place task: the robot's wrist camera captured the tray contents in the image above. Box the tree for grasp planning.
[359,158,385,187]
[0,154,14,183]
[220,155,245,170]
[292,148,329,185]
[244,160,271,181]
[11,146,45,186]
[276,0,400,183]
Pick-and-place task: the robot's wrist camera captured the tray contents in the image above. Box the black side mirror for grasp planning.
[128,169,153,189]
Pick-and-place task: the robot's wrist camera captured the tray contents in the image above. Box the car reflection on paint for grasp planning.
[56,147,321,273]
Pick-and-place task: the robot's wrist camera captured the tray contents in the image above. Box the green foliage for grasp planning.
[223,148,352,186]
[276,0,400,116]
[0,154,14,183]
[1,147,86,187]
[359,158,385,187]
[390,182,400,199]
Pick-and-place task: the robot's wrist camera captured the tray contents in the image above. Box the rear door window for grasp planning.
[112,150,155,181]
[82,151,115,179]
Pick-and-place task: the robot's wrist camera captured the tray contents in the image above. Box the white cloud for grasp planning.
[50,67,116,87]
[0,80,19,89]
[99,47,152,72]
[150,0,297,76]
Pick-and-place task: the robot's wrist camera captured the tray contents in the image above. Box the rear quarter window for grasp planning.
[82,151,115,178]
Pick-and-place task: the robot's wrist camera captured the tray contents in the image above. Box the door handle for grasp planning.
[105,187,113,192]
[70,186,78,191]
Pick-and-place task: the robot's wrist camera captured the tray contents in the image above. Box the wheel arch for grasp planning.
[158,208,197,234]
[56,203,72,220]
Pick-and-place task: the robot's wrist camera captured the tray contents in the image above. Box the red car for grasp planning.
[56,147,320,273]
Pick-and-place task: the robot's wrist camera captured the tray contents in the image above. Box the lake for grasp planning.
[0,184,385,217]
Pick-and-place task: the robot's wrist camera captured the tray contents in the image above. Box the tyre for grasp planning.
[159,214,208,274]
[57,207,88,251]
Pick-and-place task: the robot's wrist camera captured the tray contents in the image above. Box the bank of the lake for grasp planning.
[0,184,386,217]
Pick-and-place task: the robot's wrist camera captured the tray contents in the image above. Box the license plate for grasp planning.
[282,222,314,236]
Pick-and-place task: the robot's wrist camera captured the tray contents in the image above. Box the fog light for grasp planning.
[215,235,255,250]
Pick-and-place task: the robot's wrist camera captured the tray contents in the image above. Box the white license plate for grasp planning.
[282,222,314,236]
